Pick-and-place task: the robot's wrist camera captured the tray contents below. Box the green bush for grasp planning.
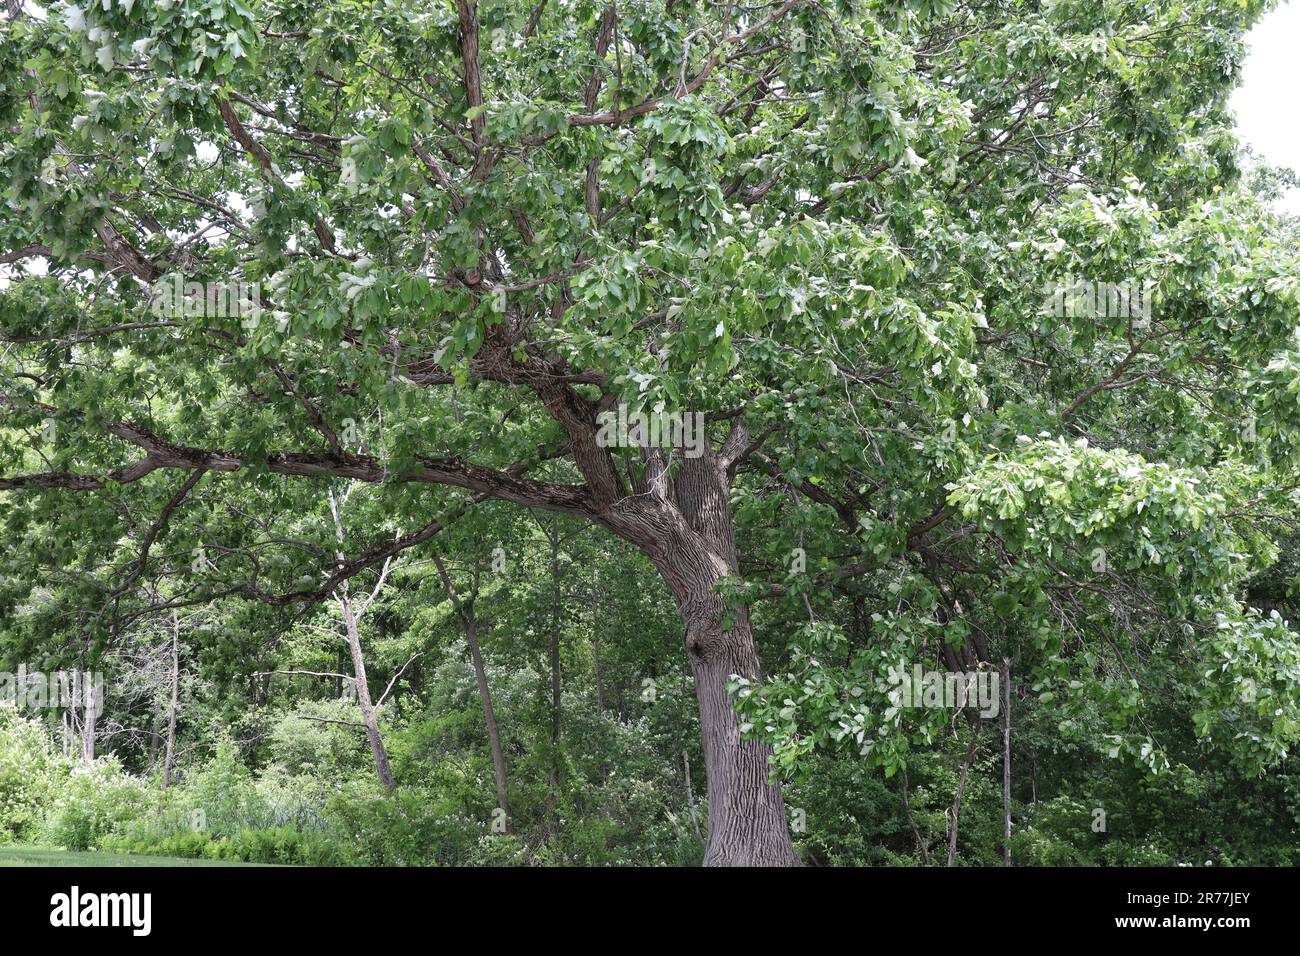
[1009,798,1097,867]
[0,704,67,843]
[102,830,212,860]
[212,827,341,865]
[1098,841,1175,866]
[175,737,268,837]
[264,702,374,779]
[466,833,532,866]
[248,765,332,831]
[325,784,482,866]
[40,757,154,851]
[103,826,342,865]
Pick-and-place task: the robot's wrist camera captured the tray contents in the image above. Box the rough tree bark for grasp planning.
[680,596,797,865]
[604,442,800,866]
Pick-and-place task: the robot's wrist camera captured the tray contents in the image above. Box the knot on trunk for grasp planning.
[681,595,726,662]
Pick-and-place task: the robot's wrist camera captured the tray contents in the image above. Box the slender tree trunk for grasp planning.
[592,570,604,716]
[328,490,396,793]
[337,585,396,793]
[593,629,604,716]
[1030,748,1038,805]
[432,556,510,828]
[80,686,95,764]
[946,734,980,866]
[901,767,932,865]
[466,613,510,826]
[684,750,703,842]
[1002,656,1012,866]
[163,610,180,790]
[546,519,562,823]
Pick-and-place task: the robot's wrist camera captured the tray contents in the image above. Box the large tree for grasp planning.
[3,0,1299,866]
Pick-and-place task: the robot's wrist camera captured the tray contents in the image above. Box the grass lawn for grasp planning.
[0,846,271,867]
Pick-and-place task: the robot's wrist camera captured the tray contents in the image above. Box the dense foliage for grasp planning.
[1,0,1298,864]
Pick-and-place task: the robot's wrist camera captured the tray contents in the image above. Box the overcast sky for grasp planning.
[1231,1,1300,212]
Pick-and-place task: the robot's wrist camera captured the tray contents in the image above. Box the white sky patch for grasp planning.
[225,191,253,221]
[1230,2,1300,214]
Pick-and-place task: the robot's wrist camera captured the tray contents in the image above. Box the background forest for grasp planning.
[2,502,1298,867]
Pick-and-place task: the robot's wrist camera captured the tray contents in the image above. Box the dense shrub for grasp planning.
[103,749,334,861]
[263,702,375,779]
[175,737,267,837]
[325,784,483,866]
[39,757,154,851]
[0,704,66,842]
[104,826,342,865]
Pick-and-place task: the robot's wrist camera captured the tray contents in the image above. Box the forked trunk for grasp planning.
[610,450,799,866]
[328,490,396,793]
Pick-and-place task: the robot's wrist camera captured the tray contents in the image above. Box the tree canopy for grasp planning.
[2,0,1299,866]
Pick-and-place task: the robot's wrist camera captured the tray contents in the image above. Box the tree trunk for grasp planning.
[682,600,798,865]
[328,489,396,793]
[466,613,510,826]
[547,522,562,822]
[683,750,703,841]
[338,587,397,793]
[608,449,799,866]
[947,734,980,866]
[432,556,510,828]
[163,610,180,790]
[80,683,95,764]
[592,574,604,716]
[593,629,604,715]
[901,767,932,865]
[1002,656,1012,866]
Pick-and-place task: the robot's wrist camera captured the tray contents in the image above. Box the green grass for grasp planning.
[0,846,271,867]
